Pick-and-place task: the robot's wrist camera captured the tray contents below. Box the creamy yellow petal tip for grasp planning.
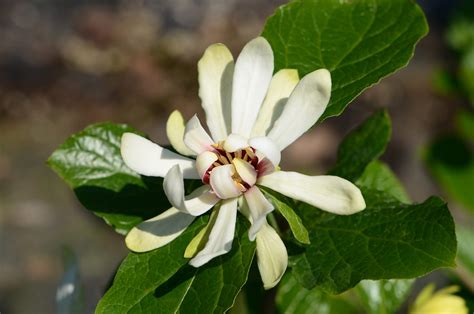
[166,110,195,156]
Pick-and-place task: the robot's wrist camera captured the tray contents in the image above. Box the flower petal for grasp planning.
[267,69,331,150]
[121,132,199,179]
[125,207,195,252]
[164,165,219,216]
[233,158,257,186]
[189,198,238,267]
[244,186,274,241]
[198,43,234,142]
[256,221,288,290]
[209,164,242,199]
[231,37,274,138]
[251,69,299,137]
[249,136,281,167]
[184,115,215,155]
[166,110,195,156]
[258,171,366,215]
[196,151,218,180]
[223,133,249,152]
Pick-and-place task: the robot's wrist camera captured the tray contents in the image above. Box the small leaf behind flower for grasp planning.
[329,110,391,182]
[48,123,172,234]
[261,189,310,245]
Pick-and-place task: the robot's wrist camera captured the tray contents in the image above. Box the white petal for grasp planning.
[121,132,199,179]
[244,186,274,241]
[258,171,366,215]
[196,151,218,180]
[267,69,331,150]
[198,43,234,141]
[256,222,288,289]
[190,198,238,267]
[231,37,274,138]
[233,158,257,186]
[125,207,195,252]
[166,110,195,156]
[184,115,215,155]
[223,133,249,152]
[209,164,242,199]
[249,136,281,167]
[251,69,299,137]
[164,165,219,216]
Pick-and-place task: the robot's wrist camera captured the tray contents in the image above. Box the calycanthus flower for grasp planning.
[121,37,366,289]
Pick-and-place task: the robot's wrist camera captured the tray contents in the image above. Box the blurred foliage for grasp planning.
[56,248,85,314]
[424,111,474,213]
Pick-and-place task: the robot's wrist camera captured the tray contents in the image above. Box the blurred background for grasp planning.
[0,0,473,313]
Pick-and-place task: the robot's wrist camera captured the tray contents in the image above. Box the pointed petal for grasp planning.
[184,115,215,155]
[233,158,257,186]
[251,69,299,137]
[164,165,219,216]
[121,132,199,179]
[249,136,281,167]
[198,43,234,141]
[166,110,195,156]
[196,151,218,180]
[256,222,288,289]
[125,207,195,252]
[267,69,331,150]
[244,186,274,241]
[223,133,249,152]
[258,171,366,215]
[190,198,238,267]
[209,164,242,199]
[231,37,274,138]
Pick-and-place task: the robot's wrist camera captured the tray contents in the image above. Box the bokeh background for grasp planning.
[0,0,472,313]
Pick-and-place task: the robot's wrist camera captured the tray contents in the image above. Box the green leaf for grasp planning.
[276,273,358,314]
[261,189,310,245]
[291,191,457,294]
[357,160,410,203]
[96,216,256,313]
[262,0,428,119]
[354,279,414,314]
[456,226,474,281]
[424,134,474,213]
[48,123,171,234]
[330,110,391,181]
[457,110,474,140]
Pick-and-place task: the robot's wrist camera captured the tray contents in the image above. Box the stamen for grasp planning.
[225,151,233,162]
[217,155,229,165]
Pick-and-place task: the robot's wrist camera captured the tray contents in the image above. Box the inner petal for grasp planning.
[209,164,242,199]
[232,158,257,186]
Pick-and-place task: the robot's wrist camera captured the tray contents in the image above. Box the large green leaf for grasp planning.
[48,123,173,234]
[291,191,457,294]
[276,274,358,314]
[96,217,256,313]
[330,110,391,181]
[262,0,428,119]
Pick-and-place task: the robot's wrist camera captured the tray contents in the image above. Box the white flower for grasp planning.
[121,37,366,289]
